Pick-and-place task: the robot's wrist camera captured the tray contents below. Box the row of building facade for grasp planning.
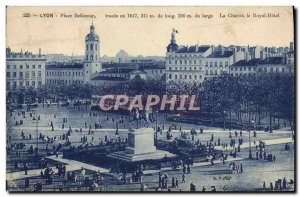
[6,24,294,90]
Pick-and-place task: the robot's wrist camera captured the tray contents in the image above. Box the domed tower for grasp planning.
[167,28,179,52]
[83,23,101,82]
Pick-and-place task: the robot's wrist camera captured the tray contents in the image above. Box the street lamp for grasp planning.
[155,108,158,146]
[32,110,39,155]
[248,119,255,159]
[223,110,226,131]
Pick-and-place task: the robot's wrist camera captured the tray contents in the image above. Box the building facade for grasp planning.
[6,48,46,90]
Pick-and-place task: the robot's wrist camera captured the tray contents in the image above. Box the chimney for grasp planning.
[211,45,215,53]
[283,53,287,64]
[195,45,199,52]
[260,51,264,60]
[233,48,236,63]
[290,42,294,52]
[39,48,41,56]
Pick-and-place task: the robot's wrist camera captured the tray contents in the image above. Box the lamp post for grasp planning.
[248,119,255,159]
[155,108,158,146]
[223,110,226,131]
[32,110,38,155]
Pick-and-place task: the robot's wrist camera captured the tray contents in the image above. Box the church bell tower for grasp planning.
[83,23,101,82]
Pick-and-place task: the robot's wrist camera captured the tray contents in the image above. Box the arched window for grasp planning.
[90,55,93,61]
[86,55,88,61]
[95,44,97,51]
[90,44,93,51]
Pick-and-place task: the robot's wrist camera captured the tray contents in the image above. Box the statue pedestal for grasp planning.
[126,128,156,154]
[108,128,175,162]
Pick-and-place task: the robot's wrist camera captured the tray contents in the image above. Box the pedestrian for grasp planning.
[273,155,276,163]
[175,178,179,187]
[181,173,185,183]
[183,165,186,174]
[172,177,175,187]
[187,165,191,174]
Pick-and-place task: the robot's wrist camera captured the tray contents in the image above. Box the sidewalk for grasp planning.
[214,137,293,151]
[143,156,243,175]
[7,155,110,181]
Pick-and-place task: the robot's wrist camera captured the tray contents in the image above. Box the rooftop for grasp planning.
[176,45,210,53]
[46,62,83,69]
[207,51,234,58]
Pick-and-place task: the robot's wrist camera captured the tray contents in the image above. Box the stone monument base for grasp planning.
[108,127,176,162]
[108,150,176,162]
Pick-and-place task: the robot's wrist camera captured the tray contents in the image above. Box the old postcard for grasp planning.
[6,6,295,192]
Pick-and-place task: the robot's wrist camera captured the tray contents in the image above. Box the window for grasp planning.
[20,65,23,69]
[19,82,23,87]
[225,62,229,67]
[194,75,197,80]
[38,81,42,86]
[90,43,93,51]
[13,72,16,78]
[206,70,208,75]
[214,62,218,67]
[7,82,10,89]
[175,75,177,79]
[38,65,41,69]
[32,71,35,77]
[169,67,172,71]
[7,65,10,69]
[13,65,16,69]
[32,81,35,87]
[282,67,285,73]
[215,70,218,75]
[32,65,35,69]
[26,65,29,69]
[169,61,171,64]
[180,75,182,79]
[25,71,29,78]
[19,72,23,78]
[169,74,172,79]
[38,71,41,77]
[13,82,17,89]
[189,75,192,79]
[220,62,223,67]
[6,72,10,78]
[95,44,97,51]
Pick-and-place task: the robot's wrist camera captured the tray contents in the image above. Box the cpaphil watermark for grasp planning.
[96,95,200,112]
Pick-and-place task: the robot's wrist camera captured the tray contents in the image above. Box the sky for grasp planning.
[6,6,294,57]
